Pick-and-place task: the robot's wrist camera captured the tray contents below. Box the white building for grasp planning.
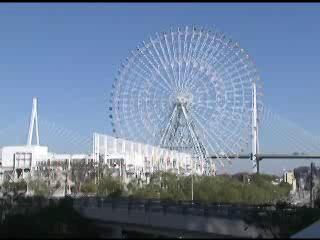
[284,170,297,192]
[1,145,48,169]
[92,132,199,179]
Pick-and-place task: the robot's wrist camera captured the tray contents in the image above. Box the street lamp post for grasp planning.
[191,158,194,203]
[191,173,194,203]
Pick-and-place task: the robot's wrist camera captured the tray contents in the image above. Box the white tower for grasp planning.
[251,82,260,173]
[27,97,40,146]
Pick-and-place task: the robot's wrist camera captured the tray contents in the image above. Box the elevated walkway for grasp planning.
[73,197,276,238]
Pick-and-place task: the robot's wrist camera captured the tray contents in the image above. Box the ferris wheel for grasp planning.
[109,26,262,175]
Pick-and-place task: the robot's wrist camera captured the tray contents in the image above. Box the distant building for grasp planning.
[293,166,320,192]
[284,170,297,192]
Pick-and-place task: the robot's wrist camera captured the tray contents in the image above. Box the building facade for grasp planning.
[92,133,205,180]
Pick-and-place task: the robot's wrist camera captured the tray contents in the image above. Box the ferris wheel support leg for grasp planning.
[159,105,178,148]
[181,105,206,173]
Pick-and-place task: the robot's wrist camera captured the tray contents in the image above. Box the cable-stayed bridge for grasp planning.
[0,100,320,175]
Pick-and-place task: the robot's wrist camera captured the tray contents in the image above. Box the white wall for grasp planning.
[1,145,48,168]
[93,133,194,174]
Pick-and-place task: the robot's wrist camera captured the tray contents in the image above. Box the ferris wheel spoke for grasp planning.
[164,32,174,64]
[192,108,238,155]
[164,32,179,90]
[189,41,231,91]
[170,30,181,91]
[204,34,224,63]
[195,30,210,63]
[141,45,174,92]
[186,64,214,91]
[122,60,171,96]
[187,30,208,85]
[177,28,183,91]
[149,37,176,90]
[190,116,222,159]
[182,28,190,89]
[182,28,196,89]
[197,31,219,65]
[190,110,235,168]
[156,32,177,87]
[192,107,247,155]
[191,110,224,151]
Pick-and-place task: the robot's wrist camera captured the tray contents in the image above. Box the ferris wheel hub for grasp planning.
[176,93,193,106]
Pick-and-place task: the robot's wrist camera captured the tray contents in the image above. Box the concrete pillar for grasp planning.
[114,137,117,154]
[68,158,71,171]
[122,139,125,154]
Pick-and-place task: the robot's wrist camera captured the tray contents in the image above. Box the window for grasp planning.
[14,152,32,168]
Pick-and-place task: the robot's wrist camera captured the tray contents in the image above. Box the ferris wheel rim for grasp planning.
[109,25,262,172]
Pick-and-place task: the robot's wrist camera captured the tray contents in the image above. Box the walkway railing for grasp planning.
[73,196,298,221]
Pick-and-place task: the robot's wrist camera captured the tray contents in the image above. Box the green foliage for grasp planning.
[70,162,89,193]
[2,180,27,194]
[28,178,50,196]
[24,167,289,205]
[127,172,291,205]
[126,178,140,195]
[97,175,123,198]
[81,180,97,195]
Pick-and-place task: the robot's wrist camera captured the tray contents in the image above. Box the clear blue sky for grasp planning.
[0,3,320,174]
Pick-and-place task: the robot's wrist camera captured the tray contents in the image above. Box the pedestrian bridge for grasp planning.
[73,197,278,238]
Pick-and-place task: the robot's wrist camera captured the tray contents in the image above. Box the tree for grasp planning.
[126,178,140,195]
[2,179,27,196]
[97,174,123,198]
[81,180,97,196]
[28,178,50,197]
[124,172,292,205]
[70,161,92,194]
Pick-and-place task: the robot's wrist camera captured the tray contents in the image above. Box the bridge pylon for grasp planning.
[251,81,260,174]
[27,97,40,146]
